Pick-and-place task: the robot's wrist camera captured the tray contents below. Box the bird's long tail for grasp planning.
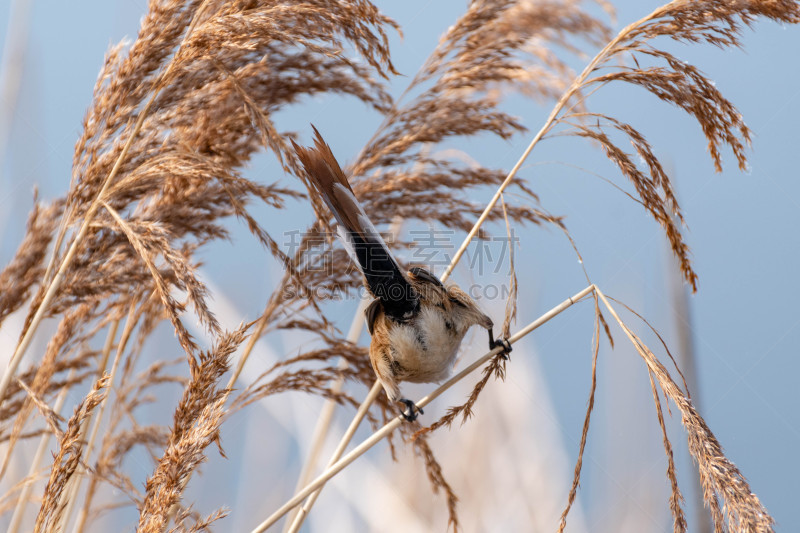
[292,126,418,320]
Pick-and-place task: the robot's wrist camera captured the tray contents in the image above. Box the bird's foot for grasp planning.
[399,398,423,422]
[491,337,513,360]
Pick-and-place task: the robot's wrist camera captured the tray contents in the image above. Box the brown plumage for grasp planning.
[292,126,365,238]
[293,127,511,420]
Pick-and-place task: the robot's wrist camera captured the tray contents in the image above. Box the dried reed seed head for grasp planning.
[409,431,460,531]
[550,0,800,291]
[138,325,248,532]
[137,398,228,533]
[355,0,610,169]
[167,326,246,447]
[414,355,507,442]
[0,200,63,327]
[72,0,207,199]
[562,113,697,288]
[228,341,372,414]
[630,0,800,48]
[647,371,688,532]
[39,1,403,375]
[98,426,170,478]
[0,305,100,478]
[557,304,602,533]
[0,355,96,428]
[34,374,110,533]
[619,317,775,532]
[12,379,66,439]
[168,506,229,533]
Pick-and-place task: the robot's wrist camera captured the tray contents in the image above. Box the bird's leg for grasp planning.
[398,398,423,422]
[488,328,512,360]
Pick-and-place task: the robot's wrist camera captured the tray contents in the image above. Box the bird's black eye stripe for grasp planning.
[448,296,467,308]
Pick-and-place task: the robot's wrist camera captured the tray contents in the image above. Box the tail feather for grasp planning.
[292,125,361,234]
[293,126,419,320]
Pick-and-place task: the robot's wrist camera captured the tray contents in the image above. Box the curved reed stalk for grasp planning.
[251,284,596,533]
[285,381,382,533]
[65,300,140,533]
[282,297,373,533]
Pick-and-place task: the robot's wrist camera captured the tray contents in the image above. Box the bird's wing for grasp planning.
[293,126,419,321]
[364,298,382,335]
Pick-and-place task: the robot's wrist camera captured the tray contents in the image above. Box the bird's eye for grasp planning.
[448,296,467,308]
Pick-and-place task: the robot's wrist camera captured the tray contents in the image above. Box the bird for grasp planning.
[292,126,512,421]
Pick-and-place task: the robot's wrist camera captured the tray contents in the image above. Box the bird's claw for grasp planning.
[399,398,423,422]
[492,337,513,360]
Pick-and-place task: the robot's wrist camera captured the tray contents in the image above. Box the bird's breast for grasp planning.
[386,305,467,384]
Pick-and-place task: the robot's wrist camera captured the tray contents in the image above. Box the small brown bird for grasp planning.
[293,127,511,421]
